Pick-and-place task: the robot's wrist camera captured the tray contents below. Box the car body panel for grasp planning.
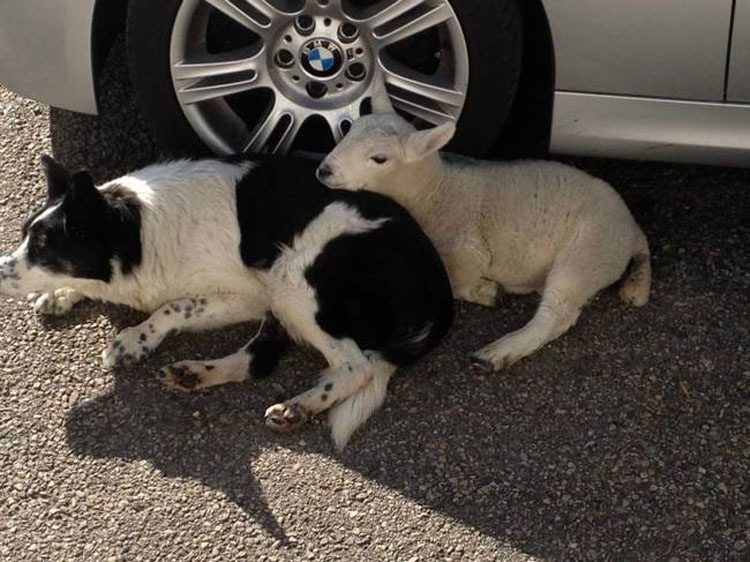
[0,0,98,115]
[0,0,748,166]
[541,0,733,101]
[551,92,750,166]
[727,0,750,103]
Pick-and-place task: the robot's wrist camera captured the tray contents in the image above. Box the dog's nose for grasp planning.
[317,163,333,180]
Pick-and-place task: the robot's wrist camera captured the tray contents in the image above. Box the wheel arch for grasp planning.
[91,0,129,108]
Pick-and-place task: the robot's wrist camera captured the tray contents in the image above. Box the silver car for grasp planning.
[1,0,749,166]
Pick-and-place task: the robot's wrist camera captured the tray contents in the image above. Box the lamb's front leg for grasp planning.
[102,294,268,368]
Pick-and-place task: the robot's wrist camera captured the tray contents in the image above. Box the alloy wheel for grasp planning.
[169,0,470,154]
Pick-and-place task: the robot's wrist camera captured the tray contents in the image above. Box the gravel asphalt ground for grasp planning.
[1,42,749,561]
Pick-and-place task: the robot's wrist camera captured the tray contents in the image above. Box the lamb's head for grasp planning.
[317,78,455,190]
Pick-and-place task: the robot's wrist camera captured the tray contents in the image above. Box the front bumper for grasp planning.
[0,0,98,114]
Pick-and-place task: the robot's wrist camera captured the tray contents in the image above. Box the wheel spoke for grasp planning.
[325,110,357,144]
[273,115,305,154]
[371,2,452,47]
[204,0,281,36]
[381,63,463,109]
[391,95,453,126]
[173,47,262,81]
[357,0,427,29]
[242,105,302,153]
[174,48,266,105]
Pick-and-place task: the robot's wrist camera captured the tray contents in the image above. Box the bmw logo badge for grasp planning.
[301,39,343,77]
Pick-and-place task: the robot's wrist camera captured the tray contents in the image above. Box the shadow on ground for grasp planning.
[58,36,750,562]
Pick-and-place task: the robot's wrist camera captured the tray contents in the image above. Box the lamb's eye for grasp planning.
[370,155,388,164]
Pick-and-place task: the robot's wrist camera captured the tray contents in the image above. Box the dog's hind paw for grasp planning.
[29,288,84,316]
[159,363,207,392]
[102,326,153,368]
[264,402,309,432]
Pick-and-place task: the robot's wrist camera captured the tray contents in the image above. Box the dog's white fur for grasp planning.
[319,80,651,369]
[2,159,266,313]
[0,158,410,449]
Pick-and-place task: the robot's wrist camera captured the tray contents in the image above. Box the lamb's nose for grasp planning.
[317,163,333,180]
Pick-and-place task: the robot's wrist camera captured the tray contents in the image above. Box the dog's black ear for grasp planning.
[63,171,105,240]
[41,154,71,200]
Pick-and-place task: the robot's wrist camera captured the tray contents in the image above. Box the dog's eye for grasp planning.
[370,155,388,164]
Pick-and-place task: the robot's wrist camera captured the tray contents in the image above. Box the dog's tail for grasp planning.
[327,355,397,451]
[619,228,651,307]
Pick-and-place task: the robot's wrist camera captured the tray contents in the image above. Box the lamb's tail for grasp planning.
[619,229,651,307]
[327,355,397,451]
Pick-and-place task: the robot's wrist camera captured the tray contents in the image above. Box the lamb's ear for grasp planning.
[403,121,456,162]
[370,75,394,114]
[63,172,105,240]
[41,154,71,200]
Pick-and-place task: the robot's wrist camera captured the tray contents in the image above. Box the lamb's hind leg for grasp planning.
[470,237,629,371]
[469,284,583,371]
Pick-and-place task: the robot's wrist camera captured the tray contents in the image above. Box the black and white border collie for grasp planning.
[0,155,453,449]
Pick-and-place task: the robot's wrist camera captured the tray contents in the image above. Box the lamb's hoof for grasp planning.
[160,364,202,392]
[494,288,510,308]
[264,403,309,432]
[468,352,495,373]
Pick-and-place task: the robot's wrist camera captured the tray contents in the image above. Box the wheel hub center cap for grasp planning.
[300,38,344,77]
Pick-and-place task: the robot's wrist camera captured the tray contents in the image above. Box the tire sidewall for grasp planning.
[445,0,522,156]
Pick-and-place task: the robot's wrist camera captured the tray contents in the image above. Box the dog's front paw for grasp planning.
[29,288,83,316]
[264,402,309,432]
[102,326,153,368]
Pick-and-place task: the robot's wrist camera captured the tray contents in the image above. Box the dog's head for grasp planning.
[0,156,141,296]
[317,76,455,190]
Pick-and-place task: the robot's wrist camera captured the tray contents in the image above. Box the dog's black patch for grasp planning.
[233,154,453,367]
[23,158,142,282]
[234,156,334,269]
[245,317,291,379]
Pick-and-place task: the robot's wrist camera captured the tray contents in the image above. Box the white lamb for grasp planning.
[317,80,651,371]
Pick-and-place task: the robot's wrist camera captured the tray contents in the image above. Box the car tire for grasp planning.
[126,0,522,158]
